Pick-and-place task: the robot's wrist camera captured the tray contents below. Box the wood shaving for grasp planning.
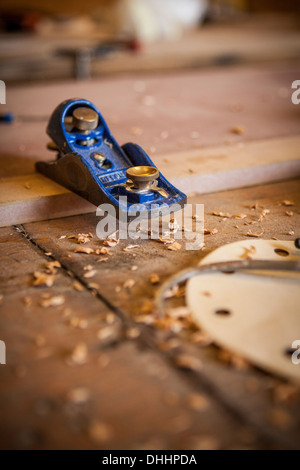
[149,273,160,284]
[287,230,295,235]
[95,247,111,255]
[77,233,93,244]
[212,211,232,218]
[166,306,191,318]
[281,200,294,206]
[204,228,218,235]
[33,271,55,287]
[68,342,88,365]
[40,295,65,307]
[123,244,139,252]
[69,317,88,329]
[174,354,202,371]
[83,265,93,271]
[104,313,117,324]
[73,281,84,291]
[130,265,138,271]
[83,270,97,279]
[45,260,61,274]
[153,317,183,332]
[66,387,90,404]
[88,282,99,289]
[271,236,279,240]
[123,279,135,289]
[257,209,270,221]
[45,252,52,256]
[96,257,108,262]
[58,235,66,240]
[218,350,250,370]
[234,213,247,219]
[167,241,182,251]
[74,246,94,254]
[189,331,212,346]
[158,236,175,245]
[192,214,201,221]
[230,125,244,135]
[135,315,153,325]
[97,326,116,341]
[103,238,119,247]
[286,211,293,217]
[262,209,270,216]
[246,229,264,238]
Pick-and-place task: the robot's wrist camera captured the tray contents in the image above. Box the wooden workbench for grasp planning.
[0,64,300,450]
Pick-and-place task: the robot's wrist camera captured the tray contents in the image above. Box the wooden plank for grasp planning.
[0,135,299,227]
[0,173,94,227]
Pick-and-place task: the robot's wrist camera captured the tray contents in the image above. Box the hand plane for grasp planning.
[36,98,186,219]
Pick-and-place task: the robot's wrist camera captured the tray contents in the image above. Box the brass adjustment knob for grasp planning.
[72,107,98,131]
[126,166,159,192]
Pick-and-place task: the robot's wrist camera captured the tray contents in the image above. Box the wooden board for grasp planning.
[0,135,300,227]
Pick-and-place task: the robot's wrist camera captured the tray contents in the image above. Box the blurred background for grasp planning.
[0,0,300,83]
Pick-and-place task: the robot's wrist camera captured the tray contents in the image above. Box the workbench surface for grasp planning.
[0,64,300,450]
